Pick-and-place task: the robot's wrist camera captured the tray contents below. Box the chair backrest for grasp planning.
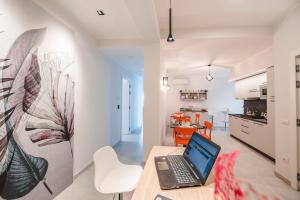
[175,126,197,135]
[93,146,120,192]
[201,121,212,140]
[174,127,197,146]
[195,113,201,125]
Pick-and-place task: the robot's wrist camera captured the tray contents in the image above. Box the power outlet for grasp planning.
[281,120,289,126]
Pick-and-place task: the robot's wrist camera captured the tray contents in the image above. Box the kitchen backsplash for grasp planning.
[244,99,267,116]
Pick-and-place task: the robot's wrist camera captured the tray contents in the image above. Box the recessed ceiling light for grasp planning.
[97,10,105,16]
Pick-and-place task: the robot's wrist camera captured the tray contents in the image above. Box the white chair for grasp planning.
[93,146,143,200]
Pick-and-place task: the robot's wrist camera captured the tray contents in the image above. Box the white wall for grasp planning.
[0,0,114,177]
[108,60,143,146]
[273,4,300,186]
[166,72,243,129]
[230,47,273,80]
[143,43,161,159]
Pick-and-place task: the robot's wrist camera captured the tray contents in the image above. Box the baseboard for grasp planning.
[274,171,291,186]
[230,134,275,162]
[73,160,93,180]
[113,140,121,147]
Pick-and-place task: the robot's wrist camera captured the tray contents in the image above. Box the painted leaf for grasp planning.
[0,136,49,199]
[25,53,74,151]
[0,28,52,198]
[23,53,41,112]
[0,28,45,166]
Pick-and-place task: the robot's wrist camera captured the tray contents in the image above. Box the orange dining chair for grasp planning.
[200,121,212,141]
[174,127,197,146]
[181,117,191,123]
[195,113,201,125]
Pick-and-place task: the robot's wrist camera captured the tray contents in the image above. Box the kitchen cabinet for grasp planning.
[234,80,246,99]
[267,66,275,98]
[251,121,275,158]
[267,66,275,155]
[234,73,267,100]
[229,115,274,159]
[239,118,251,142]
[229,115,240,137]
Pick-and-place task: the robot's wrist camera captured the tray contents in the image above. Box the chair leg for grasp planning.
[118,193,123,200]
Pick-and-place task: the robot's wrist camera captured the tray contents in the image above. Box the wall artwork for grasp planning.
[0,27,74,199]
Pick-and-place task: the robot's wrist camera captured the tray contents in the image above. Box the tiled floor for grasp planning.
[55,130,300,200]
[54,134,142,200]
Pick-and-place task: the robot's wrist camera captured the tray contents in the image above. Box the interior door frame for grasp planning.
[289,50,300,189]
[122,77,131,135]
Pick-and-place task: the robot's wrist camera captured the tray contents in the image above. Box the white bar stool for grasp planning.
[93,146,143,200]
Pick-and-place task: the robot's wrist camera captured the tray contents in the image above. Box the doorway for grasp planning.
[122,78,131,135]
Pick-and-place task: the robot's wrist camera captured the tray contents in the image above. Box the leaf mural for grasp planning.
[0,28,54,199]
[25,53,74,153]
[0,137,50,199]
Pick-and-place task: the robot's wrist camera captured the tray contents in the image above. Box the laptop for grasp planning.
[154,132,221,189]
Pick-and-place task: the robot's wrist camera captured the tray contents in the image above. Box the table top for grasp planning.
[131,146,215,200]
[169,123,205,129]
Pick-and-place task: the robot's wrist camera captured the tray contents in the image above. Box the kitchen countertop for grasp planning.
[229,114,267,124]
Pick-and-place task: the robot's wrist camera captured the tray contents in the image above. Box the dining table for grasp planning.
[169,122,205,130]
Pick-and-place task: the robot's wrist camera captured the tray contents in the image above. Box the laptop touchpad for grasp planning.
[157,162,169,170]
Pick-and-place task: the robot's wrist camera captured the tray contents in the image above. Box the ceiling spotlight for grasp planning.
[97,10,105,16]
[206,64,214,81]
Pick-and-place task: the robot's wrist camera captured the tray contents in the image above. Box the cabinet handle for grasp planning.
[270,100,275,102]
[241,124,249,128]
[241,130,249,134]
[270,96,275,97]
[253,122,264,126]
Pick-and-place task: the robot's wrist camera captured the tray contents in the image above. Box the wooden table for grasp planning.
[131,146,215,200]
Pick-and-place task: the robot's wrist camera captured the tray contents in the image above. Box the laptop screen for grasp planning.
[183,133,221,184]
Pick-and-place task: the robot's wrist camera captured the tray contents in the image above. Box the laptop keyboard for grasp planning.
[167,155,196,184]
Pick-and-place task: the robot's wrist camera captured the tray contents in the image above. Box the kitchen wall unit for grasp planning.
[229,115,275,159]
[267,66,275,140]
[234,73,267,100]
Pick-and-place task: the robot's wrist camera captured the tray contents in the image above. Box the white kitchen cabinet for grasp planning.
[234,73,267,99]
[229,116,274,159]
[229,115,240,137]
[234,80,246,99]
[251,121,275,158]
[267,66,275,98]
[239,118,251,142]
[266,66,275,158]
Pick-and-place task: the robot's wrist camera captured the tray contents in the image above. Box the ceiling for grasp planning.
[99,47,144,76]
[33,0,299,75]
[155,0,300,30]
[162,37,273,74]
[156,0,297,73]
[34,0,142,40]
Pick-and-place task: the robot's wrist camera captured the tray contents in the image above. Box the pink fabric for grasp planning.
[214,151,280,200]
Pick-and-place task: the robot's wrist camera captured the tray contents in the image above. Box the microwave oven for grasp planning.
[260,85,267,99]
